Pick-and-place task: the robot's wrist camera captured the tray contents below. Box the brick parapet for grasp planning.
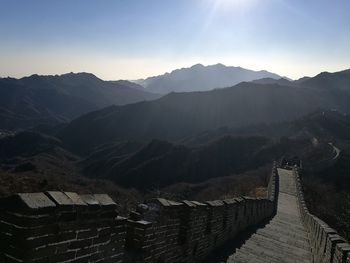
[267,161,279,212]
[0,165,278,263]
[0,191,125,263]
[126,164,277,263]
[293,168,350,263]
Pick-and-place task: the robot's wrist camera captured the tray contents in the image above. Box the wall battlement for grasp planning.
[0,165,278,263]
[126,195,275,262]
[293,168,350,263]
[0,191,126,262]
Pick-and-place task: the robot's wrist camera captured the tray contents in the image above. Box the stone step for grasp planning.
[230,246,284,263]
[272,215,304,226]
[227,168,313,263]
[228,250,276,263]
[233,246,295,263]
[254,230,310,250]
[252,232,311,256]
[266,220,307,234]
[236,241,310,263]
[262,224,309,241]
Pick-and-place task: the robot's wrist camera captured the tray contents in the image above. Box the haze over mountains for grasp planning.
[2,64,350,240]
[136,63,282,94]
[59,69,350,154]
[3,0,350,246]
[0,73,159,130]
[1,109,347,194]
[0,64,286,131]
[2,65,350,139]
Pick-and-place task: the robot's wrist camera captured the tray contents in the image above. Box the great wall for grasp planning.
[0,161,349,262]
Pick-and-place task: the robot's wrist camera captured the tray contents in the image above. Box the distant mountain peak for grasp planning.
[59,72,103,83]
[61,72,99,77]
[20,72,101,82]
[140,63,281,94]
[191,63,205,68]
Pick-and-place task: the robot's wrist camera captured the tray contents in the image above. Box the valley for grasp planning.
[1,66,350,261]
[2,1,350,261]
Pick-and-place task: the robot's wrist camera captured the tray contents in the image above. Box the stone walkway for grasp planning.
[228,168,312,263]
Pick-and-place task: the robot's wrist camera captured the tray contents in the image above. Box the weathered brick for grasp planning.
[77,229,98,239]
[69,239,93,249]
[76,246,98,257]
[0,193,56,214]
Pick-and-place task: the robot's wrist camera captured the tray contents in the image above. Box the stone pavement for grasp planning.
[228,168,312,263]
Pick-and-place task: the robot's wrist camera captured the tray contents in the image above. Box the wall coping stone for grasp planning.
[19,193,56,210]
[0,193,57,213]
[80,194,100,206]
[234,197,245,203]
[182,200,207,207]
[0,191,125,263]
[191,200,207,206]
[206,200,224,207]
[93,194,117,207]
[182,200,196,207]
[64,192,87,206]
[336,242,350,252]
[223,199,237,205]
[151,198,183,207]
[137,220,153,226]
[46,191,74,206]
[117,216,127,221]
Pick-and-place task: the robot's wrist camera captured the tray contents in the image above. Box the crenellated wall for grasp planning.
[126,196,275,263]
[0,165,278,263]
[124,162,278,262]
[293,168,350,263]
[0,191,126,263]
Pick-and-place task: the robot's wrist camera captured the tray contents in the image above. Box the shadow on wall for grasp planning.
[293,167,350,263]
[202,217,272,263]
[0,164,278,263]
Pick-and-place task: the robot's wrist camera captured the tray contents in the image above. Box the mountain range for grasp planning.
[80,136,292,190]
[136,63,282,94]
[1,65,350,240]
[0,72,159,130]
[1,109,346,194]
[58,69,350,154]
[0,64,288,131]
[3,66,350,155]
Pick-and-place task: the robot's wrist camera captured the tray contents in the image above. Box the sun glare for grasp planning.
[211,0,256,11]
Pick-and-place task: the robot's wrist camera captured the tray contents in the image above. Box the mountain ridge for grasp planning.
[58,68,350,154]
[59,81,332,153]
[0,72,160,130]
[135,63,282,94]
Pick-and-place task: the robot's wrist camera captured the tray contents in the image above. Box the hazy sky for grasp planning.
[1,0,350,80]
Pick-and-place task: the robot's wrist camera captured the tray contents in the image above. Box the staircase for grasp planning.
[228,168,312,262]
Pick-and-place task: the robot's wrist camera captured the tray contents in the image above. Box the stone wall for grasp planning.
[293,168,350,263]
[126,196,275,263]
[267,161,278,211]
[125,163,278,262]
[0,165,278,263]
[0,191,126,263]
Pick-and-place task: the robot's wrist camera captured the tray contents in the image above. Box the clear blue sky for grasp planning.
[1,0,349,80]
